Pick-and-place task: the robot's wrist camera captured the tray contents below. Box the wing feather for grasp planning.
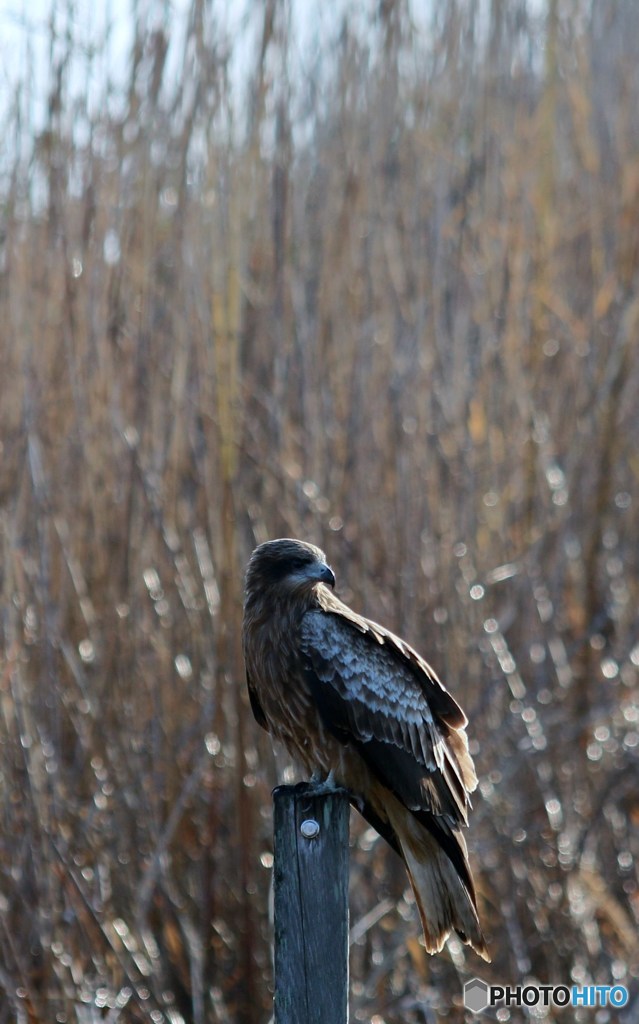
[246,669,269,731]
[300,608,475,826]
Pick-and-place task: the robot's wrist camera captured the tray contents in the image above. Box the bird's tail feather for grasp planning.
[387,803,490,961]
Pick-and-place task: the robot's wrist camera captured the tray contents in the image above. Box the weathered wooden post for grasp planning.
[273,783,350,1024]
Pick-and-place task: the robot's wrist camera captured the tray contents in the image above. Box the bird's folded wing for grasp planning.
[316,597,468,728]
[299,608,476,826]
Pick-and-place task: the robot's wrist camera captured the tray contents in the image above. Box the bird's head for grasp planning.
[244,538,336,606]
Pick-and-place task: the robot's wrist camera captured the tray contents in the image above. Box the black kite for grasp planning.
[242,538,488,959]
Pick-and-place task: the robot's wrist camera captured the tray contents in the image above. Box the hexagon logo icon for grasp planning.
[464,977,489,1014]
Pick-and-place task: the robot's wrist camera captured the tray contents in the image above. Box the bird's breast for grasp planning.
[244,612,355,781]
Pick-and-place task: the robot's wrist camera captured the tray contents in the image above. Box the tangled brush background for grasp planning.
[1,1,638,1021]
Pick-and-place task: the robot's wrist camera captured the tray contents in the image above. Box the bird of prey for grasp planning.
[242,538,488,959]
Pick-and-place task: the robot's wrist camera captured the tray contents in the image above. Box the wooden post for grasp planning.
[273,783,350,1024]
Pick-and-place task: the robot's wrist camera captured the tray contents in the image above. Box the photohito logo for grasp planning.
[463,977,629,1014]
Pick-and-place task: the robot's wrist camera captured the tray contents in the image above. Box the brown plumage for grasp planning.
[242,538,489,960]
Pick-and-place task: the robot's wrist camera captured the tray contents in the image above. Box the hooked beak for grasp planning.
[317,562,336,588]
